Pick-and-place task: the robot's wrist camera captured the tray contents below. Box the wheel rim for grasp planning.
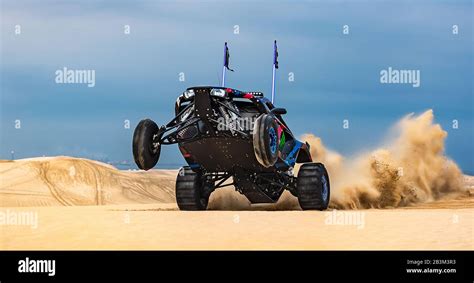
[268,127,277,154]
[321,174,329,203]
[150,134,160,155]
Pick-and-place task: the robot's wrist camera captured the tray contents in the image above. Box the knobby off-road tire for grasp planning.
[297,163,330,210]
[133,119,161,170]
[253,114,279,167]
[175,167,210,211]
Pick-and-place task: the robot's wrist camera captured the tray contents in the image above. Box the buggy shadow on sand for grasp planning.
[133,41,330,210]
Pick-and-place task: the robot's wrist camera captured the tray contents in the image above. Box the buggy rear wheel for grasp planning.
[297,163,330,210]
[132,119,161,170]
[175,167,211,210]
[253,114,279,167]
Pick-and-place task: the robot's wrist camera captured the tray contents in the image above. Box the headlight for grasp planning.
[183,89,195,99]
[210,88,226,98]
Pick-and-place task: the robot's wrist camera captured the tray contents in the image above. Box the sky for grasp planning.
[1,0,473,171]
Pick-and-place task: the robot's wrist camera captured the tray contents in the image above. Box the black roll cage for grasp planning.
[154,89,293,146]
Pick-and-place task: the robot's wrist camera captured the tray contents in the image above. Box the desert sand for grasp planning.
[0,156,473,250]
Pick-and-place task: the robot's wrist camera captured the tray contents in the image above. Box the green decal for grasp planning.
[279,131,286,149]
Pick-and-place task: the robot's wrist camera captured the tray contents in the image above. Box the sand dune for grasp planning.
[0,156,472,250]
[0,156,472,210]
[0,156,176,207]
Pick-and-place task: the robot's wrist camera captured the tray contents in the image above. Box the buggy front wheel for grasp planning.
[253,114,279,167]
[132,119,161,170]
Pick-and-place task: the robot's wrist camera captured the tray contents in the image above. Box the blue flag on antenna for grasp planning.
[274,40,279,69]
[224,42,234,72]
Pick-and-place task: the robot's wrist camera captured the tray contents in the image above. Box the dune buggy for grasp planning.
[133,41,330,210]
